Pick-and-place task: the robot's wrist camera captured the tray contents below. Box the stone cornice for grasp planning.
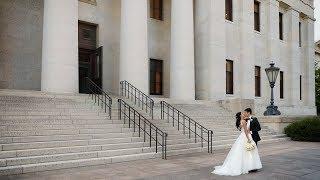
[277,0,314,20]
[277,0,314,9]
[299,0,314,9]
[79,0,97,6]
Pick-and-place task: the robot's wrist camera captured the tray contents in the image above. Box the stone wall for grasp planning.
[148,0,171,97]
[260,116,303,133]
[78,0,121,94]
[0,0,43,90]
[78,0,172,96]
[194,0,316,116]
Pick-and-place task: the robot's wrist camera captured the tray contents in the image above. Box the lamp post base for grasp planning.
[264,105,281,116]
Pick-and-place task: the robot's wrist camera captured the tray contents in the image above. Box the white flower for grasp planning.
[245,142,255,151]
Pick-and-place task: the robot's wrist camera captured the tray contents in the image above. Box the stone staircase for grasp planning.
[114,98,211,156]
[151,99,288,150]
[120,96,288,157]
[0,89,289,175]
[0,91,160,175]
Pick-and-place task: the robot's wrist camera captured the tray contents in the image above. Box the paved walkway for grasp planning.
[1,141,320,180]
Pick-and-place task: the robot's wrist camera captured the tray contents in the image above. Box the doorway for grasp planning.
[149,59,163,95]
[78,21,102,93]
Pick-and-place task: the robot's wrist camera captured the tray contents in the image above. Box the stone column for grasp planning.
[304,18,315,107]
[239,0,255,100]
[119,0,149,93]
[286,8,301,105]
[194,0,210,100]
[265,0,280,103]
[170,0,195,100]
[41,0,78,93]
[207,0,226,101]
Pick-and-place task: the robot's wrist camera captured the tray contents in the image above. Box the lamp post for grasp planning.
[264,62,281,116]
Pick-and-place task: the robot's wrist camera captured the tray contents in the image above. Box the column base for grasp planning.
[264,105,281,116]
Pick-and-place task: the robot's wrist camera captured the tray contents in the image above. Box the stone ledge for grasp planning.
[258,116,312,134]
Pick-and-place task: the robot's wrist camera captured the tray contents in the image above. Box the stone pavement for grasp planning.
[1,141,319,180]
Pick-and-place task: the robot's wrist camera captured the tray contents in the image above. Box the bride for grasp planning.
[212,112,262,176]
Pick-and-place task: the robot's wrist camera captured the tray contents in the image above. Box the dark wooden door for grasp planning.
[78,22,103,94]
[150,59,163,95]
[78,47,103,94]
[79,63,89,94]
[79,48,92,94]
[89,47,103,89]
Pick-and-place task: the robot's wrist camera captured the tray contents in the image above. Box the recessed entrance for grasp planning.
[149,59,163,95]
[78,21,102,93]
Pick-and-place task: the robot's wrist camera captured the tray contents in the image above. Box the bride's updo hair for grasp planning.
[235,112,241,131]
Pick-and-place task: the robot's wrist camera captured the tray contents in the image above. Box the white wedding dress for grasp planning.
[212,120,262,176]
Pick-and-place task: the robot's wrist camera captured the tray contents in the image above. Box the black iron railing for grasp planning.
[120,81,154,119]
[118,99,167,159]
[160,101,213,153]
[86,77,112,119]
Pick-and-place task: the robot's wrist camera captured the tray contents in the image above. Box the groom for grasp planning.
[244,108,261,146]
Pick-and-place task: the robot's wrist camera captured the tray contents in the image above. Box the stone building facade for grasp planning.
[316,40,320,68]
[0,0,317,116]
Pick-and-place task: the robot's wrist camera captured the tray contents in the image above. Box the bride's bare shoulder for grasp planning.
[240,120,247,125]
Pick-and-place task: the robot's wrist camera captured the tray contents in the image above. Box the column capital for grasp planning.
[267,0,279,6]
[286,7,301,16]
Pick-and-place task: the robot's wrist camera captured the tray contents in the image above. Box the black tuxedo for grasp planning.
[249,117,261,145]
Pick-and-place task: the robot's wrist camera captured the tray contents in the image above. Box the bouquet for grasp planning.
[245,141,255,151]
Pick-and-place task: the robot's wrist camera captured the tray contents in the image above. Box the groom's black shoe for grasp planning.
[249,169,258,173]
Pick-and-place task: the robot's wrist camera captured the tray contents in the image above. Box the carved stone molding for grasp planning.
[79,0,97,6]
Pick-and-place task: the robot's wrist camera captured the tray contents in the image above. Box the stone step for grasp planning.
[0,113,111,119]
[0,110,109,116]
[1,124,127,131]
[1,145,156,167]
[0,103,92,109]
[0,100,83,104]
[0,135,142,145]
[0,99,86,103]
[149,121,234,129]
[145,122,235,130]
[164,131,277,141]
[0,118,122,125]
[129,127,253,137]
[0,151,157,175]
[165,136,289,157]
[212,137,290,151]
[166,142,207,151]
[142,122,273,133]
[211,134,287,146]
[212,134,286,141]
[0,129,138,137]
[0,105,98,110]
[133,130,279,145]
[165,146,204,156]
[2,142,152,166]
[0,111,103,116]
[0,136,144,151]
[0,137,196,159]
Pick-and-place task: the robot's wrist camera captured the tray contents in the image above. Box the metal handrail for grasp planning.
[86,77,112,119]
[160,101,213,153]
[120,81,154,119]
[118,99,167,159]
